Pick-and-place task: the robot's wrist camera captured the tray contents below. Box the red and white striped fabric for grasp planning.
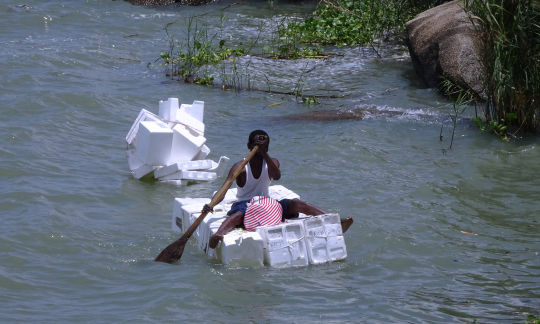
[244,196,283,231]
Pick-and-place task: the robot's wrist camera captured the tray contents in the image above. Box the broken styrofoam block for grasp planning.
[208,156,230,178]
[127,148,158,179]
[303,214,347,264]
[193,144,210,160]
[156,171,184,181]
[257,222,308,268]
[175,108,205,135]
[154,160,215,179]
[189,100,205,123]
[159,98,179,122]
[180,170,217,181]
[220,230,264,267]
[159,170,216,182]
[135,121,173,166]
[168,124,206,164]
[126,148,143,171]
[132,164,157,179]
[126,109,167,145]
[159,180,185,186]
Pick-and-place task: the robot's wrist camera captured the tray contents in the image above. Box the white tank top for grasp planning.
[236,160,271,201]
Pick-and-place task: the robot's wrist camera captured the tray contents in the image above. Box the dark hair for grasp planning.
[248,129,269,145]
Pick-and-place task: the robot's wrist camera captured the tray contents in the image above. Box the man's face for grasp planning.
[249,134,269,151]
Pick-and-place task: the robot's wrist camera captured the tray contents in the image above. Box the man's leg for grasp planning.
[284,199,353,233]
[209,211,244,249]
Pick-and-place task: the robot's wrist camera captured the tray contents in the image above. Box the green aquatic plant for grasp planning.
[465,0,540,133]
[278,0,443,52]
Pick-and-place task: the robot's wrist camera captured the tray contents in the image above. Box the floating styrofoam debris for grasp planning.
[193,144,210,160]
[155,160,215,179]
[125,97,228,183]
[126,148,160,179]
[126,109,165,146]
[168,124,206,164]
[135,121,173,166]
[158,97,179,121]
[208,156,230,177]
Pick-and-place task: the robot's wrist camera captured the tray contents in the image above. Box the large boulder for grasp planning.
[405,0,485,98]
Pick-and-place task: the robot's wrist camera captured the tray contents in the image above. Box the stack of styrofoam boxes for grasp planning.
[300,213,347,264]
[170,185,348,267]
[256,222,309,267]
[171,196,264,266]
[125,98,229,182]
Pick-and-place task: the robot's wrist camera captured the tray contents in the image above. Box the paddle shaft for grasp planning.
[154,145,259,263]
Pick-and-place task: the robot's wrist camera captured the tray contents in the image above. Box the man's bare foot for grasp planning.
[340,217,353,233]
[209,233,223,249]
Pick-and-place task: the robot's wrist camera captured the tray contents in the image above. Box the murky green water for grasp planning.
[1,0,539,322]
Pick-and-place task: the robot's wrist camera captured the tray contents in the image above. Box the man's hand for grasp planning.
[201,204,213,214]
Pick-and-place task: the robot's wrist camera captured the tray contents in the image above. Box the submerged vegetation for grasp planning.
[158,0,539,134]
[279,0,443,54]
[157,0,441,96]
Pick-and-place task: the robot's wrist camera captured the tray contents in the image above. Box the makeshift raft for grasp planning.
[172,185,348,267]
[125,97,229,183]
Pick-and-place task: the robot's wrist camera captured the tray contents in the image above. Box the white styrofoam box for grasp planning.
[171,198,210,233]
[189,100,205,123]
[178,101,204,124]
[197,210,227,256]
[303,214,347,264]
[175,108,205,135]
[208,156,230,178]
[135,121,173,166]
[156,171,183,181]
[180,170,217,181]
[326,235,347,262]
[154,160,215,179]
[219,230,264,267]
[159,180,185,186]
[220,187,238,205]
[193,144,210,160]
[125,109,166,145]
[269,185,301,201]
[180,204,206,233]
[159,98,179,121]
[159,171,216,182]
[257,222,308,268]
[168,124,206,164]
[321,213,343,237]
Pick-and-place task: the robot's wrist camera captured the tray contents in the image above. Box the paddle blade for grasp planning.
[154,236,188,263]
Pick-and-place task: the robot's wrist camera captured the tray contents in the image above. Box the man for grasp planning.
[203,130,353,249]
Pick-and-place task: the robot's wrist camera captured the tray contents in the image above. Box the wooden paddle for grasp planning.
[154,145,259,264]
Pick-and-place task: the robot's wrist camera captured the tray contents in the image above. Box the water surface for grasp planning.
[1,0,539,322]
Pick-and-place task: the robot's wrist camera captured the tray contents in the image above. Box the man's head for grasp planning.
[247,129,269,150]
